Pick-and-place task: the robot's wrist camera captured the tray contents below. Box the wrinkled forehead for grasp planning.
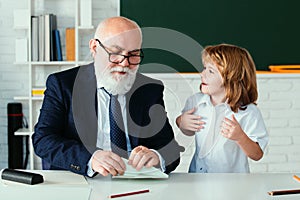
[99,29,142,51]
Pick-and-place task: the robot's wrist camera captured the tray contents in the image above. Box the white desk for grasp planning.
[1,171,300,200]
[88,173,300,200]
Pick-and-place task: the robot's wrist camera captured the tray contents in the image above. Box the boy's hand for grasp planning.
[179,108,205,132]
[221,114,245,141]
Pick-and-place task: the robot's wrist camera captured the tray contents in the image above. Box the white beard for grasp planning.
[96,66,137,95]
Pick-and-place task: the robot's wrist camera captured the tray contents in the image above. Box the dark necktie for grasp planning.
[108,92,128,158]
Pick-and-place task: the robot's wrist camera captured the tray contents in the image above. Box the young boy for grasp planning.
[176,44,268,173]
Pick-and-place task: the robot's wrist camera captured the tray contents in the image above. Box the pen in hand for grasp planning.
[109,189,150,198]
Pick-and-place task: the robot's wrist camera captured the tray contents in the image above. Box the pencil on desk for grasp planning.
[109,189,150,198]
[293,175,300,182]
[268,189,300,196]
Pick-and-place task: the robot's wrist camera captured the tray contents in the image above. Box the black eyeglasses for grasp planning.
[95,39,144,65]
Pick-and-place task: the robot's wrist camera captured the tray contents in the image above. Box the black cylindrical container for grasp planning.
[7,102,23,169]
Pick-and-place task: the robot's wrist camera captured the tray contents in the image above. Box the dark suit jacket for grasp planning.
[32,63,181,176]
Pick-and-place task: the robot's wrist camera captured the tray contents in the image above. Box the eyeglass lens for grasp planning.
[95,39,143,65]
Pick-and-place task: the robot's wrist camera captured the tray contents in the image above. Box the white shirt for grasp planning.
[182,93,268,173]
[87,87,165,176]
[96,87,131,152]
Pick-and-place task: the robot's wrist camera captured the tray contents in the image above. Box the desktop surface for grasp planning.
[89,172,300,200]
[1,171,300,200]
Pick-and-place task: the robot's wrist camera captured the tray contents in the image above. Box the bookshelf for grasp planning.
[13,0,94,170]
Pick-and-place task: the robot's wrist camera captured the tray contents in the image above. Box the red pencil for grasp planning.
[109,189,150,198]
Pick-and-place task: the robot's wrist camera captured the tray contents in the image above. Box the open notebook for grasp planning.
[112,158,169,179]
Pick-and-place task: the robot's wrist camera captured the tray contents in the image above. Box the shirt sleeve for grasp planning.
[86,151,98,177]
[182,95,196,113]
[150,149,166,172]
[240,106,269,152]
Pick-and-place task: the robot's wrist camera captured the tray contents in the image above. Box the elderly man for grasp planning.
[32,16,181,177]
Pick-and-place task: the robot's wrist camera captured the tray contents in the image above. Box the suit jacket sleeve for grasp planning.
[32,72,92,175]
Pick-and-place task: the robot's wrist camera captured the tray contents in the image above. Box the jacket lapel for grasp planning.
[72,63,98,152]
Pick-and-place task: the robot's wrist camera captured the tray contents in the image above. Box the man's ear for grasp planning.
[89,39,97,57]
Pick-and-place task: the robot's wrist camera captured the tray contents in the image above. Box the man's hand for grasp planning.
[91,150,126,176]
[128,146,159,171]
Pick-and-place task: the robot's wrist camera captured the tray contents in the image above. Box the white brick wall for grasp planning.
[0,0,29,168]
[1,0,300,173]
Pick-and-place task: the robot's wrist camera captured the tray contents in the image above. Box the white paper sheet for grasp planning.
[112,158,169,179]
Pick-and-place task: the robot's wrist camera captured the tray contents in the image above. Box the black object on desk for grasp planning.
[7,103,24,169]
[1,169,44,185]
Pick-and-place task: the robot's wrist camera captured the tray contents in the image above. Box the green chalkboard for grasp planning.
[120,0,300,72]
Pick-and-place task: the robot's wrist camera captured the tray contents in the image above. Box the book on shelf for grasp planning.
[66,27,75,61]
[44,14,50,61]
[31,16,39,61]
[53,29,63,61]
[32,88,46,96]
[35,13,60,62]
[38,14,44,61]
[44,14,57,61]
[50,14,57,61]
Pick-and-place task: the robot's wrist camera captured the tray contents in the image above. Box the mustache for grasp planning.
[110,66,130,73]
